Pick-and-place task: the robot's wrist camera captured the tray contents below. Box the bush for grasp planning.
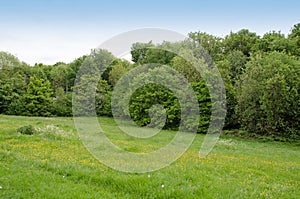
[17,125,35,135]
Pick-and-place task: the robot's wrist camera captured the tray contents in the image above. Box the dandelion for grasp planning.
[148,174,151,178]
[0,185,2,189]
[161,185,164,188]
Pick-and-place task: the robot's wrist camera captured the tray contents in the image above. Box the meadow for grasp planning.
[0,115,299,198]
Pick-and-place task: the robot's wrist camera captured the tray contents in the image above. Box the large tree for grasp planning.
[24,76,54,116]
[288,23,300,56]
[224,29,259,56]
[188,32,222,60]
[256,31,292,53]
[236,52,300,138]
[0,52,23,69]
[51,63,74,93]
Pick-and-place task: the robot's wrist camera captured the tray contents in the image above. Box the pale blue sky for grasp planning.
[0,0,299,64]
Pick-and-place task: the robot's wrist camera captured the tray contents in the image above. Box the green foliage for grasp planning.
[188,32,222,59]
[289,23,300,38]
[1,23,300,139]
[51,63,74,93]
[125,67,211,133]
[171,55,202,82]
[191,81,212,133]
[226,50,248,84]
[143,48,177,65]
[73,74,97,116]
[68,55,87,88]
[108,59,132,86]
[256,31,292,53]
[129,83,180,129]
[224,29,259,56]
[53,88,72,116]
[17,125,35,135]
[0,51,23,69]
[24,76,54,116]
[0,67,28,115]
[95,80,112,116]
[131,41,177,64]
[91,49,115,73]
[130,41,154,63]
[236,52,300,138]
[288,23,300,56]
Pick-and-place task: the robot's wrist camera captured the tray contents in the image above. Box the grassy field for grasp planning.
[0,115,299,198]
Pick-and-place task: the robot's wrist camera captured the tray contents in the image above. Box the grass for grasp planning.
[0,115,299,198]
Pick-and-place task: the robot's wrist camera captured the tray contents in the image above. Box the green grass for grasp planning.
[0,115,299,198]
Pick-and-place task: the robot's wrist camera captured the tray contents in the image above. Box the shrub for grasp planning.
[17,125,35,135]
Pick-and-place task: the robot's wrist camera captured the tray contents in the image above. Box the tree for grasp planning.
[171,55,202,82]
[108,59,132,86]
[224,29,259,56]
[188,32,222,60]
[0,52,22,69]
[236,52,300,138]
[24,76,54,116]
[53,87,72,116]
[131,41,154,63]
[288,23,300,56]
[131,41,177,65]
[51,63,74,93]
[129,83,180,129]
[0,63,29,115]
[191,81,212,133]
[91,49,116,74]
[289,23,300,38]
[0,79,14,114]
[73,74,98,116]
[226,50,248,85]
[95,80,112,116]
[215,58,240,129]
[256,31,292,53]
[68,55,87,90]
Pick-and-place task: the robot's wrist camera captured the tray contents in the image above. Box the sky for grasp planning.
[0,0,299,65]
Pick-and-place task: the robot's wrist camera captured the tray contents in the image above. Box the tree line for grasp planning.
[0,24,299,140]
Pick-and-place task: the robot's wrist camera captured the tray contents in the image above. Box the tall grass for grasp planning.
[0,115,299,198]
